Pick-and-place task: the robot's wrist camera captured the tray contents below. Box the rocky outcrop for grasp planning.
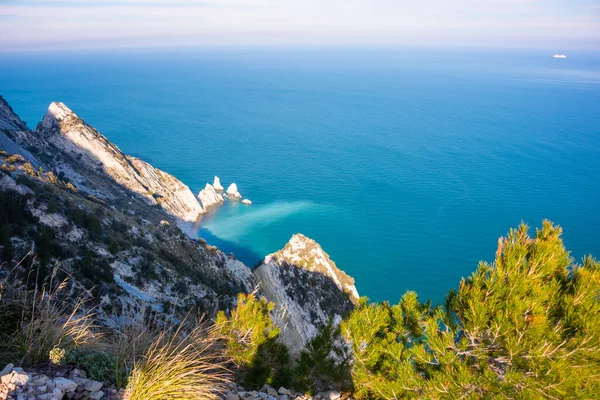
[0,96,257,320]
[242,199,252,205]
[253,234,358,354]
[0,95,43,168]
[0,364,116,400]
[198,183,224,209]
[213,176,224,191]
[36,102,204,226]
[0,95,28,131]
[226,183,242,198]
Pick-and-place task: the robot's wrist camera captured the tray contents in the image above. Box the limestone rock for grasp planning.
[10,371,30,386]
[83,379,103,392]
[0,96,256,319]
[88,390,105,399]
[242,199,252,205]
[225,392,240,400]
[254,234,359,354]
[52,377,77,393]
[213,176,224,191]
[322,391,341,400]
[36,102,204,227]
[198,183,224,210]
[261,385,278,397]
[226,183,241,198]
[0,364,13,377]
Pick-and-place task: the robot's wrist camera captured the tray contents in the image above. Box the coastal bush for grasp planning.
[293,321,353,394]
[336,221,600,399]
[216,292,292,389]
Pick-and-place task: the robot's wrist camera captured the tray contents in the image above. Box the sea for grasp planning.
[1,46,599,304]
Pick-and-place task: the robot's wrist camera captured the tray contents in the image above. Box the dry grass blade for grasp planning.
[0,262,100,367]
[19,277,99,366]
[124,321,231,400]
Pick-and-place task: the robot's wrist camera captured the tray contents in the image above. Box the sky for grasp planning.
[0,0,599,51]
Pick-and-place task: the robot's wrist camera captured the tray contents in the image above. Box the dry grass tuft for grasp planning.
[0,262,99,367]
[18,278,98,366]
[124,319,231,400]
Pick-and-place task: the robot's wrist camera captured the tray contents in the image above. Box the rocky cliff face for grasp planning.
[254,234,359,354]
[1,95,359,354]
[0,96,256,319]
[198,183,224,209]
[36,102,204,227]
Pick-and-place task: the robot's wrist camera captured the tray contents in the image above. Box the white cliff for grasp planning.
[254,234,359,354]
[213,176,224,191]
[226,183,242,198]
[36,102,204,225]
[198,183,224,209]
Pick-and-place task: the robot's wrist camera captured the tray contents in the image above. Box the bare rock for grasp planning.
[52,377,77,393]
[254,234,358,354]
[83,380,103,392]
[198,183,224,210]
[88,390,105,399]
[277,387,291,395]
[261,385,278,397]
[226,183,242,199]
[11,371,30,386]
[242,199,252,205]
[321,391,341,400]
[213,176,224,191]
[0,364,13,377]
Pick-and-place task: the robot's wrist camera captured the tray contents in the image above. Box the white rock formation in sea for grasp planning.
[242,199,252,205]
[254,234,359,354]
[197,183,224,209]
[213,176,224,191]
[226,183,242,198]
[35,102,205,226]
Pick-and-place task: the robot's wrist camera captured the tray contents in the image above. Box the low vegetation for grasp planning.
[0,268,98,367]
[214,221,600,398]
[216,292,292,389]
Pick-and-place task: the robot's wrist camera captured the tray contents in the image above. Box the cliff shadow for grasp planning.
[197,227,263,267]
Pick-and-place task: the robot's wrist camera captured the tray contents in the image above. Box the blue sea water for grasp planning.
[1,47,599,303]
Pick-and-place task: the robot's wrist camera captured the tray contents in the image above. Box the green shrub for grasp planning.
[339,221,600,399]
[294,321,352,394]
[216,292,292,389]
[67,349,126,386]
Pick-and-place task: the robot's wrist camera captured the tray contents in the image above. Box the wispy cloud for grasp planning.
[0,0,598,50]
[0,0,236,7]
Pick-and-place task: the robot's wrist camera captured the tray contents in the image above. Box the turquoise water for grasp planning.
[1,47,599,303]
